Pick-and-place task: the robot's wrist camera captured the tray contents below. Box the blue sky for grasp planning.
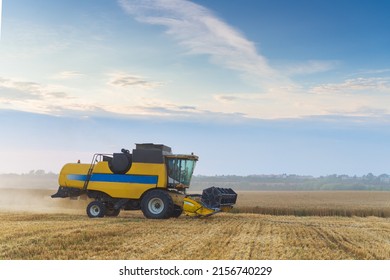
[0,0,390,176]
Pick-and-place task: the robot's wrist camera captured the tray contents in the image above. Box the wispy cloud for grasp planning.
[0,77,73,114]
[311,77,390,94]
[214,95,239,103]
[0,75,222,119]
[348,68,390,77]
[118,0,289,89]
[133,103,246,120]
[108,73,162,89]
[2,0,388,121]
[0,77,69,101]
[53,71,85,80]
[284,60,340,76]
[327,106,390,118]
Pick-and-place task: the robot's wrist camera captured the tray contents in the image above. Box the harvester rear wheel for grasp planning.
[141,189,174,219]
[86,201,106,218]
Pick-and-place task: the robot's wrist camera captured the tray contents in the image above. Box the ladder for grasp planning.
[82,154,100,192]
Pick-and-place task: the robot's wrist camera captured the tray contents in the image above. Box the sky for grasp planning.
[0,0,390,176]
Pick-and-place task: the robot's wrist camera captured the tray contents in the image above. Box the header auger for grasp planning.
[52,143,237,219]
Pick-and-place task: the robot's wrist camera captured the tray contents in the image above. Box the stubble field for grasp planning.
[0,189,390,260]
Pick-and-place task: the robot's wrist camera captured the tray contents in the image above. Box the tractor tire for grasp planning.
[105,207,120,217]
[141,189,174,219]
[86,201,106,218]
[171,205,183,218]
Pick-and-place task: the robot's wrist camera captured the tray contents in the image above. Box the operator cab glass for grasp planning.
[165,155,198,188]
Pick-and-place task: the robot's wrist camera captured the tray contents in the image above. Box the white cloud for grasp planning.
[0,75,210,118]
[0,76,74,114]
[3,0,389,122]
[118,0,290,89]
[129,103,246,121]
[0,77,70,101]
[53,71,85,80]
[327,106,390,118]
[348,68,390,76]
[311,77,390,94]
[2,73,390,121]
[115,0,390,121]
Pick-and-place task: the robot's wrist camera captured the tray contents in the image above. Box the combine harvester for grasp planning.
[52,143,237,219]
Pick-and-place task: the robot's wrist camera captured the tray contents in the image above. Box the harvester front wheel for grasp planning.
[141,190,173,219]
[86,201,106,218]
[171,205,183,218]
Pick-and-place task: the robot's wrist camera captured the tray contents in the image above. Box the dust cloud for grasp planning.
[0,188,90,214]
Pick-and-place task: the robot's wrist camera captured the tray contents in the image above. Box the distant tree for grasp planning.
[365,173,375,181]
[34,170,45,175]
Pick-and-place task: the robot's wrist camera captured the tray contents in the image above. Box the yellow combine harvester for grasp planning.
[52,143,237,219]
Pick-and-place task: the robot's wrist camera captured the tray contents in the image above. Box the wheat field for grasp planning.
[1,212,390,260]
[0,188,390,260]
[235,191,390,217]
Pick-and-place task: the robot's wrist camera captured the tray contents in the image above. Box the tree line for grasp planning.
[191,173,390,191]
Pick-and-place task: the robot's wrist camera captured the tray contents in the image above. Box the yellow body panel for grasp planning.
[129,162,167,187]
[87,182,156,199]
[58,163,89,188]
[58,161,168,199]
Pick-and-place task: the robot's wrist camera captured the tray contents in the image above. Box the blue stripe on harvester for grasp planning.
[67,174,158,184]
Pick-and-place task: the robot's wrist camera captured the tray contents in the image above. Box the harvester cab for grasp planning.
[51,143,237,219]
